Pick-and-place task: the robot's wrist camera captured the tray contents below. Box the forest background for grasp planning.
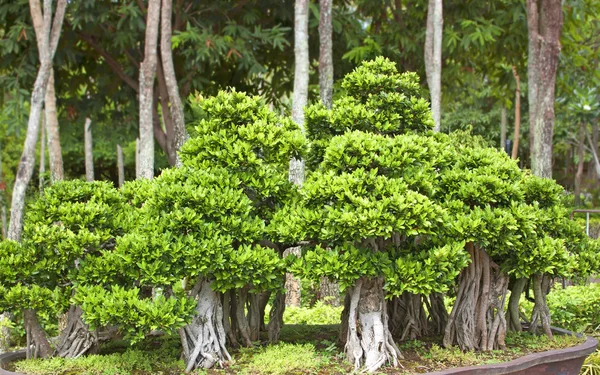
[1,0,599,240]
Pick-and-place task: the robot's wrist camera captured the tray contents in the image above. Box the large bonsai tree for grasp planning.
[76,91,304,371]
[271,58,469,372]
[0,180,123,359]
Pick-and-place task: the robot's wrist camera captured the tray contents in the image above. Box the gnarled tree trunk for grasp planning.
[54,305,98,358]
[388,293,428,341]
[529,273,553,338]
[267,291,285,343]
[23,309,52,359]
[443,243,509,351]
[180,279,231,371]
[506,277,527,332]
[344,277,402,373]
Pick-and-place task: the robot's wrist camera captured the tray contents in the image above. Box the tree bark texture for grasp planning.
[424,0,443,132]
[84,118,94,182]
[31,0,64,184]
[527,0,564,178]
[388,293,428,341]
[319,276,340,306]
[44,69,64,182]
[138,0,161,180]
[39,114,46,192]
[284,247,301,307]
[160,0,187,166]
[344,277,402,373]
[180,279,231,371]
[289,0,309,188]
[0,145,6,239]
[511,66,521,160]
[443,243,509,351]
[574,122,585,205]
[506,277,527,332]
[318,0,333,109]
[117,144,124,187]
[267,291,286,343]
[8,0,67,241]
[23,309,52,359]
[529,273,553,338]
[54,305,98,358]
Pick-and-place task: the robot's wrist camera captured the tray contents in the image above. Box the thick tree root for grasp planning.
[23,309,52,359]
[425,292,448,336]
[54,305,98,358]
[529,274,553,338]
[181,279,231,371]
[344,277,402,373]
[388,293,428,341]
[506,278,527,332]
[443,244,509,351]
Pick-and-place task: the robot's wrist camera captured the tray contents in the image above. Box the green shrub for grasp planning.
[282,301,343,325]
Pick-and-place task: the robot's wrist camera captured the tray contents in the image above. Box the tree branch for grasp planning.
[78,31,139,93]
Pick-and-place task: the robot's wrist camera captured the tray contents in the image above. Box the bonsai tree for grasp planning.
[0,180,123,358]
[270,58,469,372]
[77,91,304,371]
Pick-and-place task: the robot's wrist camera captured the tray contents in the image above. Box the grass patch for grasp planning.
[237,343,329,375]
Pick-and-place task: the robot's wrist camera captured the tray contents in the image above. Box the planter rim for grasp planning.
[425,328,598,375]
[0,328,597,375]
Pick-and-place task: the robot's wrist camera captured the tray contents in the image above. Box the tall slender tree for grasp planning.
[286,0,310,308]
[137,0,161,180]
[29,2,64,183]
[8,0,67,241]
[160,0,187,166]
[84,118,94,182]
[527,0,563,178]
[319,0,333,109]
[44,69,63,182]
[424,0,443,132]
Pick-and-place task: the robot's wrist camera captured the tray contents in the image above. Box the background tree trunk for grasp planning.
[84,118,94,182]
[425,0,443,132]
[44,69,64,182]
[160,0,187,166]
[318,0,333,109]
[117,144,124,187]
[138,0,161,180]
[286,0,310,308]
[8,0,67,241]
[39,114,46,192]
[574,122,585,205]
[511,67,521,160]
[0,143,6,239]
[528,0,563,178]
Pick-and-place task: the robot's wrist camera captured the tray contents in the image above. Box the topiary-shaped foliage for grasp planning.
[77,91,305,372]
[0,180,124,359]
[271,58,468,373]
[304,56,434,169]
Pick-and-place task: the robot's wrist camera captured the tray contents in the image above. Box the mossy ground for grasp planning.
[12,324,583,375]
